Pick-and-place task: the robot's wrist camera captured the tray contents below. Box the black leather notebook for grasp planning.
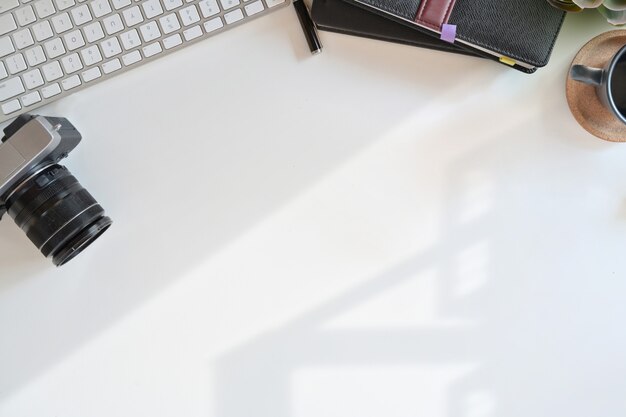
[311,0,480,58]
[341,0,566,73]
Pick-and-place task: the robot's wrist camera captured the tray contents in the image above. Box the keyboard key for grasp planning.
[15,5,37,26]
[0,0,19,13]
[31,21,53,41]
[163,0,181,10]
[80,44,102,65]
[21,90,41,106]
[54,0,74,10]
[162,33,181,49]
[141,0,162,18]
[0,14,17,36]
[182,24,201,41]
[84,21,104,42]
[61,74,81,90]
[159,13,180,34]
[23,68,44,89]
[42,60,62,81]
[51,12,73,33]
[41,82,61,98]
[5,53,26,74]
[0,36,15,58]
[12,29,33,49]
[224,8,243,24]
[100,37,121,57]
[2,99,21,115]
[44,38,65,58]
[219,0,238,10]
[101,58,121,73]
[203,16,222,32]
[265,0,283,7]
[90,0,111,17]
[119,28,139,50]
[198,0,218,17]
[34,0,55,17]
[179,4,200,26]
[0,76,24,101]
[82,66,101,81]
[121,49,140,65]
[0,63,7,79]
[71,4,92,25]
[111,0,130,9]
[64,29,85,50]
[61,52,83,73]
[142,41,161,57]
[25,45,45,66]
[244,0,263,15]
[103,13,123,34]
[122,5,143,26]
[139,21,160,42]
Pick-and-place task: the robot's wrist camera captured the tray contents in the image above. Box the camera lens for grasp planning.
[4,164,112,266]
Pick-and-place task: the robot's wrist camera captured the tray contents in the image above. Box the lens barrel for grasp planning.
[5,164,112,266]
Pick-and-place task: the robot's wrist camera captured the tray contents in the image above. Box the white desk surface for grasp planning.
[1,7,626,417]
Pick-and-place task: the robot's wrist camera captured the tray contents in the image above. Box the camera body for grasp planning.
[0,115,80,217]
[0,115,111,266]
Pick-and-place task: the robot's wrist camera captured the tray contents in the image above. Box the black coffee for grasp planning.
[611,54,626,118]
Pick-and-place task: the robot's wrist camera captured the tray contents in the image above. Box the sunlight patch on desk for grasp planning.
[455,171,495,225]
[452,241,490,299]
[465,389,497,417]
[292,365,477,417]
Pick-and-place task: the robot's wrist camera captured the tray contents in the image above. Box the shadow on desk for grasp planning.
[209,89,626,417]
[2,17,611,411]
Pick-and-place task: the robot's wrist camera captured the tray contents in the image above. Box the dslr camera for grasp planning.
[0,115,112,266]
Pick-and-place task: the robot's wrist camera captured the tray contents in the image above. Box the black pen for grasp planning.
[293,0,323,55]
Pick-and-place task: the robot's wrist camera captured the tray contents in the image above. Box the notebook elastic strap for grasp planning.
[414,0,457,31]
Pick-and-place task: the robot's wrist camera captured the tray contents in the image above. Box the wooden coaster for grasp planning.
[566,30,626,142]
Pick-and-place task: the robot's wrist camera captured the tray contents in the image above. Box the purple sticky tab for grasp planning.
[440,24,457,43]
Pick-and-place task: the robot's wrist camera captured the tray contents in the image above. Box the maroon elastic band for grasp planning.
[414,0,457,30]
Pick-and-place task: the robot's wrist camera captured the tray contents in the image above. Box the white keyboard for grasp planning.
[0,0,288,123]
